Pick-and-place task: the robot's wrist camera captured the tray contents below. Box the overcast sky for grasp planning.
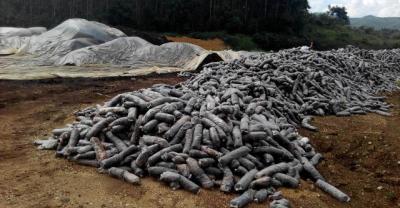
[308,0,400,17]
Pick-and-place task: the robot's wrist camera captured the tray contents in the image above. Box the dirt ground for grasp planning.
[0,76,399,208]
[166,36,229,51]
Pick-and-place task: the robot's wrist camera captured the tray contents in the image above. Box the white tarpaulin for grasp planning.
[0,27,47,37]
[0,18,252,80]
[56,37,224,71]
[0,19,126,57]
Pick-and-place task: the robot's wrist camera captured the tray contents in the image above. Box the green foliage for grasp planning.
[225,35,259,51]
[2,1,400,52]
[252,33,307,51]
[303,14,400,50]
[385,191,398,202]
[351,15,400,30]
[0,0,310,34]
[327,5,350,25]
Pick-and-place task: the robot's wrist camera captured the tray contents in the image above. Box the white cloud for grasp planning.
[309,0,400,17]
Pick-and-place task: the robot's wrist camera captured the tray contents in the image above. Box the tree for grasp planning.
[0,0,310,34]
[327,5,350,25]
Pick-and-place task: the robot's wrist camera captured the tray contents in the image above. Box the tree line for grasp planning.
[0,0,309,34]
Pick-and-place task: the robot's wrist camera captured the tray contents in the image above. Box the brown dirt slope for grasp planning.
[0,77,399,208]
[166,36,229,51]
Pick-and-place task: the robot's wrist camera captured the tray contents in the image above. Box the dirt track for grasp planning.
[0,76,399,208]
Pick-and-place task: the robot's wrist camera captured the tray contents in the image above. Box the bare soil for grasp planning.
[166,36,229,51]
[0,76,399,208]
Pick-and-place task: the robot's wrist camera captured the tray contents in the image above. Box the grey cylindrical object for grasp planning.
[235,166,248,176]
[220,167,234,192]
[250,176,271,189]
[209,127,220,148]
[315,179,350,202]
[127,107,138,121]
[310,153,323,166]
[256,162,290,178]
[135,144,160,167]
[202,128,212,146]
[176,164,192,178]
[157,122,170,134]
[270,198,291,208]
[109,117,131,127]
[198,158,216,168]
[240,115,249,133]
[155,112,175,124]
[238,157,256,170]
[274,173,299,188]
[164,116,191,139]
[122,170,140,184]
[253,146,294,161]
[254,189,270,203]
[183,127,194,154]
[169,122,192,145]
[106,131,128,151]
[219,146,251,166]
[232,125,243,148]
[160,171,200,194]
[148,97,183,108]
[205,112,231,133]
[234,169,258,191]
[86,117,114,139]
[74,159,99,167]
[142,119,159,133]
[90,137,107,161]
[74,151,96,160]
[191,124,203,149]
[205,167,223,177]
[123,94,148,109]
[146,144,183,166]
[230,189,256,208]
[130,161,144,177]
[200,146,223,158]
[142,105,163,123]
[130,114,143,144]
[147,166,177,177]
[189,149,208,158]
[301,157,325,181]
[100,145,139,169]
[186,157,214,189]
[142,135,169,148]
[108,167,140,185]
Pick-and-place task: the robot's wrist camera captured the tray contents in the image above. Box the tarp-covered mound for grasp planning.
[56,37,223,71]
[0,27,47,37]
[0,18,246,76]
[0,19,126,58]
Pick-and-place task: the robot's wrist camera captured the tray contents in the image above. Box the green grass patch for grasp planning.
[225,34,259,51]
[164,23,400,52]
[385,191,398,202]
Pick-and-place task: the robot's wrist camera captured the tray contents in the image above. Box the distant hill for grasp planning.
[351,15,400,30]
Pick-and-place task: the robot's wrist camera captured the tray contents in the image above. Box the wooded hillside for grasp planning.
[0,0,309,33]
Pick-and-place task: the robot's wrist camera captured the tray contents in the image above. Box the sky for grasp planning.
[308,0,400,17]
